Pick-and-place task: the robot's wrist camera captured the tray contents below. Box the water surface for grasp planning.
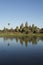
[0,36,43,65]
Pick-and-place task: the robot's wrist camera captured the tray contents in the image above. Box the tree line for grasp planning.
[0,22,43,34]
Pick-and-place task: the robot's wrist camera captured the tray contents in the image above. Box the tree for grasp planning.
[20,23,24,32]
[34,26,38,33]
[4,27,6,31]
[22,22,29,34]
[23,27,30,34]
[40,28,43,33]
[29,26,32,30]
[25,22,28,28]
[15,26,19,32]
[32,24,35,33]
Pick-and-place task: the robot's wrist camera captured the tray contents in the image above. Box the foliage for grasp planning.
[0,22,43,34]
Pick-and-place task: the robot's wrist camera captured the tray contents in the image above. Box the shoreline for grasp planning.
[0,33,43,37]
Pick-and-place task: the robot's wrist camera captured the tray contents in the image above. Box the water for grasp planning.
[0,36,43,65]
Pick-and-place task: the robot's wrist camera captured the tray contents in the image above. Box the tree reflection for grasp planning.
[19,36,39,47]
[15,37,18,42]
[31,36,38,44]
[3,36,43,47]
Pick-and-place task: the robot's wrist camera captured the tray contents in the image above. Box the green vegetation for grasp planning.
[0,22,43,37]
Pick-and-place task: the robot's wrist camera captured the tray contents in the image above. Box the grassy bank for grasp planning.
[0,32,43,37]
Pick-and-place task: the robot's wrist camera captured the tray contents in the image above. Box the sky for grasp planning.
[0,0,43,29]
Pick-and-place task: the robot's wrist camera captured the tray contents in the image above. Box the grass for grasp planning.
[0,32,43,37]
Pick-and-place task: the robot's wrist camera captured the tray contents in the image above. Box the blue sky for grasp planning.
[0,0,43,29]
